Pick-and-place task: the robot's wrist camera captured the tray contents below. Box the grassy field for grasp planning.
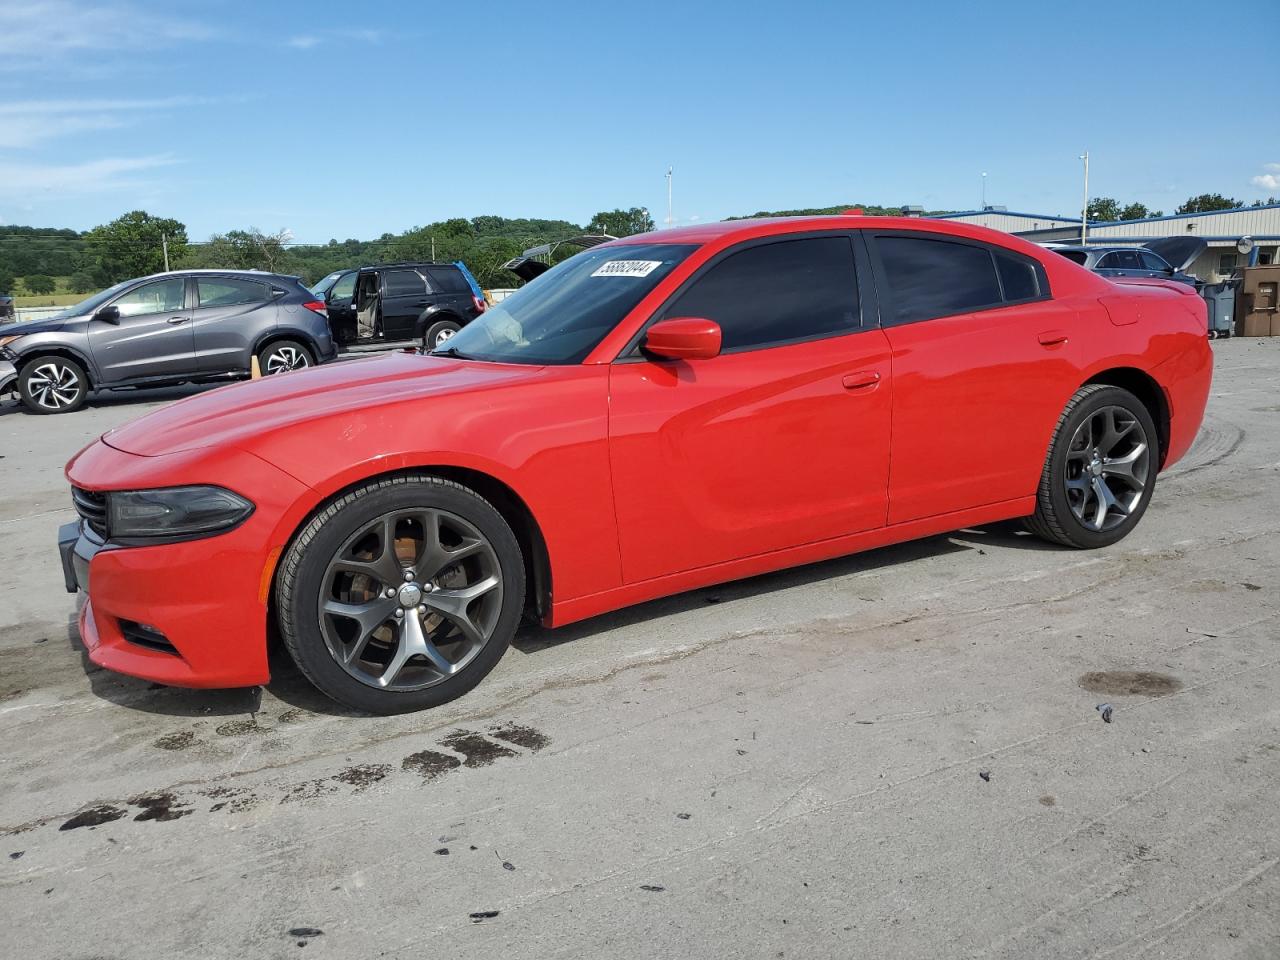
[8,276,96,307]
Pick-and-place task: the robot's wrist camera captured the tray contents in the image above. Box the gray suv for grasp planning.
[0,270,337,414]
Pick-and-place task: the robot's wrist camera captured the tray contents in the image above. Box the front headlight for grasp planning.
[107,486,254,541]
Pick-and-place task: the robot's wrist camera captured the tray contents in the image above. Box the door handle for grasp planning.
[1037,330,1068,346]
[842,371,881,391]
[415,299,433,306]
[166,316,188,324]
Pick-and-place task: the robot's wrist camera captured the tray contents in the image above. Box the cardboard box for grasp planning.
[1241,311,1274,337]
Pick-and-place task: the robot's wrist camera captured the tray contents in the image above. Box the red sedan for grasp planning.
[59,216,1212,713]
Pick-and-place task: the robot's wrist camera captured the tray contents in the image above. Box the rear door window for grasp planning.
[659,236,860,351]
[875,235,1003,324]
[196,277,269,308]
[382,270,428,297]
[1109,250,1142,270]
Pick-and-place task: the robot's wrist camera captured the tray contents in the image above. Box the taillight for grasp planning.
[303,300,328,316]
[472,295,487,314]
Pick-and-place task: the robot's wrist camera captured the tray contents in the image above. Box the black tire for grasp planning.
[277,474,526,714]
[258,339,313,376]
[423,319,462,351]
[1024,384,1159,549]
[19,355,88,414]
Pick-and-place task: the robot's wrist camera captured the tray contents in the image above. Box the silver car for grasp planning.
[0,270,337,413]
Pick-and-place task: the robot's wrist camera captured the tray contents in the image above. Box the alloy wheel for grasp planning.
[27,362,82,410]
[1064,405,1150,532]
[317,507,503,691]
[433,327,456,348]
[265,345,309,374]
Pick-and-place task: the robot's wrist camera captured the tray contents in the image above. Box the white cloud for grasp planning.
[1251,163,1280,192]
[287,35,322,49]
[0,97,213,147]
[286,28,381,49]
[0,2,213,61]
[0,155,179,199]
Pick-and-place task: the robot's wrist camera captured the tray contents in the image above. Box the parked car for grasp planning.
[312,261,486,350]
[0,294,13,322]
[0,270,335,414]
[1047,237,1205,288]
[59,216,1211,713]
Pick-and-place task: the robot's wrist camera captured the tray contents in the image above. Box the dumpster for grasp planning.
[1202,280,1239,338]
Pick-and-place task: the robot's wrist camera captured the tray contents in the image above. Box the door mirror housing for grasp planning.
[94,305,120,324]
[643,317,722,361]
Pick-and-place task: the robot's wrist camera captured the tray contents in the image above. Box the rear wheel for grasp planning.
[423,319,462,351]
[19,355,88,414]
[277,475,525,714]
[258,339,313,375]
[1025,384,1158,549]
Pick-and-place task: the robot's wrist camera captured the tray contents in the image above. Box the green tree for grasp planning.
[1119,202,1157,220]
[1176,193,1240,214]
[68,271,97,293]
[0,266,14,295]
[1251,197,1279,207]
[85,210,188,283]
[1086,197,1121,221]
[587,207,656,237]
[25,274,56,294]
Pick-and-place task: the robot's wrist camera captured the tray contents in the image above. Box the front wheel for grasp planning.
[1024,384,1158,549]
[19,355,88,414]
[258,339,313,375]
[276,475,526,714]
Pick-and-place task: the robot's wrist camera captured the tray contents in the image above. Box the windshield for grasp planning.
[56,279,135,318]
[438,243,696,364]
[311,271,346,297]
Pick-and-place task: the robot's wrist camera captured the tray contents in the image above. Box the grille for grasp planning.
[71,486,109,539]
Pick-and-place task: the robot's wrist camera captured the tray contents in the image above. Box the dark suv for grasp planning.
[312,261,486,350]
[0,294,13,322]
[0,270,336,414]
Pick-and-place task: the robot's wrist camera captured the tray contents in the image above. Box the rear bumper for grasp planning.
[62,440,311,688]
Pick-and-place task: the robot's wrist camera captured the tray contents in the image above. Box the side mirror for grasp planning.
[94,305,120,324]
[643,317,722,361]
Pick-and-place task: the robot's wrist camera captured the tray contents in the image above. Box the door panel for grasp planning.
[883,300,1083,523]
[608,330,893,583]
[193,277,273,372]
[380,269,433,339]
[88,278,194,383]
[326,271,357,344]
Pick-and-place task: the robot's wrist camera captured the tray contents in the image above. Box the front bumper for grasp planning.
[0,358,16,396]
[60,439,312,688]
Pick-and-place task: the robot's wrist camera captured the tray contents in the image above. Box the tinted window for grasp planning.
[661,237,859,351]
[441,243,696,365]
[1139,252,1170,272]
[113,278,185,317]
[877,236,1001,323]
[197,277,269,308]
[383,270,427,296]
[995,251,1040,301]
[330,272,356,299]
[1105,250,1141,270]
[1054,250,1088,265]
[426,266,470,294]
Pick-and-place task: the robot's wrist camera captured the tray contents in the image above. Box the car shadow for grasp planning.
[73,519,1059,718]
[0,383,227,418]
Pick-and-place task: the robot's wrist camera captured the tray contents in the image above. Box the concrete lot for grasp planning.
[1,342,1278,959]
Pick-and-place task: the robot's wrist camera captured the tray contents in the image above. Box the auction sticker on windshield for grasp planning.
[591,260,663,278]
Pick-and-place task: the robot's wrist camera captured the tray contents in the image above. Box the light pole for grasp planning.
[1079,151,1090,246]
[665,166,673,228]
[981,172,987,210]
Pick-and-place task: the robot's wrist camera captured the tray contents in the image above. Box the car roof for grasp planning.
[136,269,302,282]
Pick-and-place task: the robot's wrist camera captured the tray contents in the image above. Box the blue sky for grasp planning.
[1,0,1276,242]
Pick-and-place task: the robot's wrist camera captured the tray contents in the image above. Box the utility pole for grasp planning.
[431,235,436,260]
[1079,151,1089,246]
[666,166,673,228]
[161,233,170,272]
[981,172,987,210]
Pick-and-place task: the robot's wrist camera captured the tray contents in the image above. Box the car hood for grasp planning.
[102,352,547,459]
[0,316,65,338]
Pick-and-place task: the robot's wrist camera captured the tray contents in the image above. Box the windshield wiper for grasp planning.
[430,345,472,360]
